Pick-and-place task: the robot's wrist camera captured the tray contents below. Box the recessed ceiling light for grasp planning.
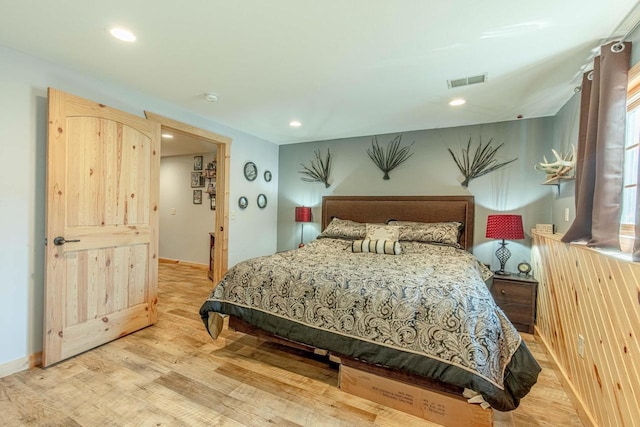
[161,133,173,139]
[449,98,466,106]
[289,121,302,127]
[109,27,136,42]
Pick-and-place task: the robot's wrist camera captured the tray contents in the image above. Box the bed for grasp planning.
[199,196,541,412]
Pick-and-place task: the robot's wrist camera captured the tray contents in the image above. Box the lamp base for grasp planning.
[494,239,511,276]
[298,242,305,248]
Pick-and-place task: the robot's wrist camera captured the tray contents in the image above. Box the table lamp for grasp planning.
[486,214,524,275]
[295,206,312,248]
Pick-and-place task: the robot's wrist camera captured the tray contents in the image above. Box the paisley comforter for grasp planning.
[199,238,540,411]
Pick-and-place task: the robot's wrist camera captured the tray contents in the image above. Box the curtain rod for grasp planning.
[609,2,640,52]
[611,19,640,51]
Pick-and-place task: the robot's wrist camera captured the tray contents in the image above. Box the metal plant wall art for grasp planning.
[448,137,517,188]
[299,148,332,188]
[534,144,576,183]
[367,134,414,180]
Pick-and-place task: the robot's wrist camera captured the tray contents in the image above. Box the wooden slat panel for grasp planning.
[129,244,149,306]
[532,232,640,427]
[126,125,141,224]
[65,246,149,330]
[66,117,101,227]
[65,118,151,227]
[61,304,151,360]
[65,252,79,327]
[112,246,129,311]
[83,250,99,323]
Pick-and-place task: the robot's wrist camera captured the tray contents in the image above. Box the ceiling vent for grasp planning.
[447,73,488,89]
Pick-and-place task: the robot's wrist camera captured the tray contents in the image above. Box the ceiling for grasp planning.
[160,131,217,158]
[1,1,639,145]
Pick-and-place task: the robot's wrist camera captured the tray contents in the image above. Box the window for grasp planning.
[623,62,640,252]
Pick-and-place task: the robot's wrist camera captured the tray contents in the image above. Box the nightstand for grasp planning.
[490,274,538,334]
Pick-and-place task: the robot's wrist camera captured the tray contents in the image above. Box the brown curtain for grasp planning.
[562,41,631,252]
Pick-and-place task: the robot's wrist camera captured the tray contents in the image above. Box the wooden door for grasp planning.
[43,88,160,367]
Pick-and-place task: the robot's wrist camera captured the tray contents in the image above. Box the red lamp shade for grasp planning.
[486,214,524,240]
[295,206,312,223]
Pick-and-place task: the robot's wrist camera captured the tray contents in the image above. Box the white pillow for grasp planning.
[352,239,402,255]
[365,223,400,241]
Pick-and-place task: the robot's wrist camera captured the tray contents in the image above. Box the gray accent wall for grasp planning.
[549,93,580,233]
[277,119,556,270]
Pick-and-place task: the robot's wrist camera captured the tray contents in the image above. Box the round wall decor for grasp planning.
[264,170,272,182]
[243,161,257,181]
[257,193,267,209]
[238,196,248,210]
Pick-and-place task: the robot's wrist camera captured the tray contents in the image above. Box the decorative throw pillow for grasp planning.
[319,218,366,240]
[387,221,462,248]
[365,223,400,241]
[352,239,402,255]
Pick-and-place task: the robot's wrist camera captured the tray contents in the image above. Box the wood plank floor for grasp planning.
[0,263,584,426]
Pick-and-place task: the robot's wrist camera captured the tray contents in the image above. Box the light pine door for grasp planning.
[43,88,160,367]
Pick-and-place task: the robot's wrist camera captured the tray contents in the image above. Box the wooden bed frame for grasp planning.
[228,195,490,425]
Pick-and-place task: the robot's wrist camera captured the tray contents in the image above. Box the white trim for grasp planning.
[0,356,29,379]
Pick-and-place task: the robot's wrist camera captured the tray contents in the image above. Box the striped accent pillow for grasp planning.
[352,239,401,255]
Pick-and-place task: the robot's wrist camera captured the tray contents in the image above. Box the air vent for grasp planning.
[447,73,488,89]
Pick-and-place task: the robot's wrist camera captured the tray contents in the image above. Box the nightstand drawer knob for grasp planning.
[501,289,506,295]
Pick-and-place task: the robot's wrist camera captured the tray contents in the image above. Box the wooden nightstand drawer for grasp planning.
[490,274,538,334]
[491,281,533,305]
[495,301,531,324]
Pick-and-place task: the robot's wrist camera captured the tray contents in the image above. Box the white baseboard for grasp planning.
[0,352,41,379]
[159,257,208,270]
[0,356,29,379]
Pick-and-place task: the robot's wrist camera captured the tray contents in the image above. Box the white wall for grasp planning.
[0,45,279,373]
[277,119,555,271]
[159,153,217,265]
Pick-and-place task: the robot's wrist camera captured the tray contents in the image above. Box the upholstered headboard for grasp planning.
[321,196,475,251]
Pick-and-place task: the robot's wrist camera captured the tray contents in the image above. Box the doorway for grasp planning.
[158,134,217,276]
[145,112,230,284]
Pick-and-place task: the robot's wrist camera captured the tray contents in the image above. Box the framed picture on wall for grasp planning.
[194,155,203,170]
[191,172,204,188]
[210,196,216,211]
[193,190,202,204]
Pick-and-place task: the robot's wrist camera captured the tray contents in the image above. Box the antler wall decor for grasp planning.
[367,134,414,180]
[534,145,576,183]
[299,148,332,188]
[448,137,517,188]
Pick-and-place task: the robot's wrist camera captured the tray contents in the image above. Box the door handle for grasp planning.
[53,236,80,246]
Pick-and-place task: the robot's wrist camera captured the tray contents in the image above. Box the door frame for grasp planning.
[144,112,230,282]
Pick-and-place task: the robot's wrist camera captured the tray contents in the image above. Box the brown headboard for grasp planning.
[321,196,475,251]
